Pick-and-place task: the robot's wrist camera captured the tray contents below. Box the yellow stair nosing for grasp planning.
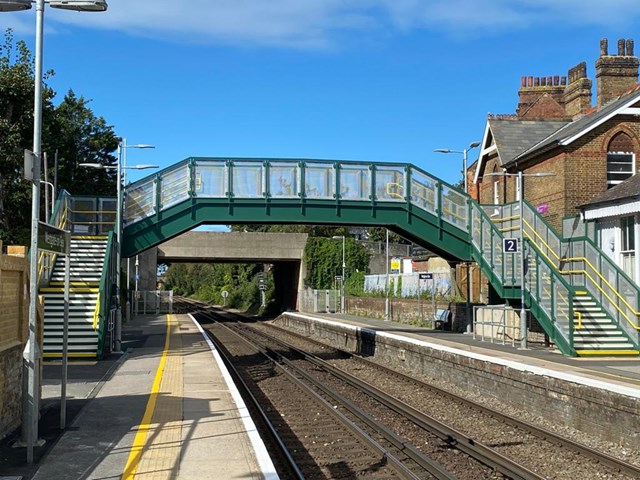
[575,350,640,356]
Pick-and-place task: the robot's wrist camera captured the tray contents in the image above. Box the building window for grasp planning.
[621,215,636,280]
[606,132,636,189]
[621,215,635,251]
[607,152,634,188]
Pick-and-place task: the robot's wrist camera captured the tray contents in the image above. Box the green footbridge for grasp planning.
[46,157,640,358]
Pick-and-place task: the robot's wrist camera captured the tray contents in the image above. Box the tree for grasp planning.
[0,29,55,244]
[0,29,118,245]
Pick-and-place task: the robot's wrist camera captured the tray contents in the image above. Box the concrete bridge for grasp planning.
[135,232,309,310]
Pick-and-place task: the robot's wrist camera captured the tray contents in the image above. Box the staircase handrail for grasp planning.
[520,201,639,341]
[471,202,576,355]
[37,190,71,285]
[95,231,117,358]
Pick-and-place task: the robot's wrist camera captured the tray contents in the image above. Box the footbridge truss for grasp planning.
[118,157,639,357]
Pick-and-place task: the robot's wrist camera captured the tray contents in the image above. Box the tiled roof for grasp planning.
[513,88,640,163]
[488,119,568,165]
[580,173,640,208]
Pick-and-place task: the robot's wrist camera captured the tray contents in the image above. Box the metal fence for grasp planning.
[472,305,523,347]
[134,291,174,315]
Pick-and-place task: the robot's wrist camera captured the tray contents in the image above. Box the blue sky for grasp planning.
[2,1,640,188]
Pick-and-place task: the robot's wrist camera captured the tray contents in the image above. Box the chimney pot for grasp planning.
[528,76,533,87]
[521,76,527,87]
[561,76,567,85]
[627,39,634,56]
[600,38,608,56]
[618,39,625,56]
[534,77,540,87]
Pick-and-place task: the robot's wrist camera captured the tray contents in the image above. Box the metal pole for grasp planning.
[519,170,527,349]
[24,0,45,464]
[341,235,345,313]
[135,255,139,315]
[462,148,468,194]
[114,139,123,353]
[61,245,70,429]
[385,229,390,321]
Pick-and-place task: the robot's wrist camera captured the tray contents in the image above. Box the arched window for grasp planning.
[606,132,635,189]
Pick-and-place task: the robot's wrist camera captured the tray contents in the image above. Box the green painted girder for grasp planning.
[122,196,473,262]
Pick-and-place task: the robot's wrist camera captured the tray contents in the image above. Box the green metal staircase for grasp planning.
[41,236,106,358]
[39,192,118,360]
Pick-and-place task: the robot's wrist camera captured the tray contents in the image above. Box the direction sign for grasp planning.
[503,238,519,253]
[335,275,343,281]
[221,290,229,298]
[38,221,70,255]
[418,272,433,280]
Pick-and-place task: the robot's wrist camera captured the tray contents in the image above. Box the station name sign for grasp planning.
[38,222,70,255]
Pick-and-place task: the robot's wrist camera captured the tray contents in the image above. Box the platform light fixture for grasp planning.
[434,141,480,193]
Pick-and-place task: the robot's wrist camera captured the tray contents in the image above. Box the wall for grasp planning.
[0,248,29,439]
[276,313,639,449]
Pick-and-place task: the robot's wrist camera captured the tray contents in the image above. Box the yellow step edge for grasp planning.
[49,282,100,287]
[575,291,588,295]
[71,235,108,240]
[43,353,97,359]
[576,350,640,356]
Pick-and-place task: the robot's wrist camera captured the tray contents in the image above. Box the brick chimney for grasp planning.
[595,38,639,107]
[563,62,592,118]
[516,75,568,119]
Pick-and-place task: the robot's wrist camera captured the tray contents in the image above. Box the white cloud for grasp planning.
[4,0,640,48]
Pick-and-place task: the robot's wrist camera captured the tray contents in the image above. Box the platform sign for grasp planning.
[418,273,433,280]
[38,221,70,255]
[503,238,519,253]
[221,290,229,298]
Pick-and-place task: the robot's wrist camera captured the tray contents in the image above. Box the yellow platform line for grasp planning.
[122,315,173,480]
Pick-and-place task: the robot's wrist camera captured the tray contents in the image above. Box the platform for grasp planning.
[13,313,277,480]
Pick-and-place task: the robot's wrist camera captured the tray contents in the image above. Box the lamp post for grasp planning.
[435,141,480,334]
[486,170,554,349]
[385,228,390,321]
[0,0,108,464]
[80,154,156,353]
[332,235,346,313]
[434,141,480,193]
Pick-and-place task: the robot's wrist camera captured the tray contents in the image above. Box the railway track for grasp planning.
[175,298,640,479]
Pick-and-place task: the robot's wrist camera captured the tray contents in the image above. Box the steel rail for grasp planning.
[196,310,436,480]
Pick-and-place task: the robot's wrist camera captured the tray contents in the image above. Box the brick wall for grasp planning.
[0,250,29,439]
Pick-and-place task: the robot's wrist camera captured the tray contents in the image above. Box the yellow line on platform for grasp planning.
[121,314,172,480]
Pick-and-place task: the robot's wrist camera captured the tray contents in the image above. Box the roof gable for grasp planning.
[513,87,640,163]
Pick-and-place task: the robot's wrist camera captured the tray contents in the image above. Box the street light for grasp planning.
[385,228,390,321]
[434,141,480,334]
[332,235,346,313]
[434,141,480,193]
[485,170,555,349]
[0,0,108,464]
[80,147,156,353]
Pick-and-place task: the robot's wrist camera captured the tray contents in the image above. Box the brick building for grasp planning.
[471,38,640,232]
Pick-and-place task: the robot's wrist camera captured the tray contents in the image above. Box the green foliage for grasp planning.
[0,29,117,246]
[303,236,369,289]
[164,262,264,311]
[231,223,350,238]
[366,227,409,244]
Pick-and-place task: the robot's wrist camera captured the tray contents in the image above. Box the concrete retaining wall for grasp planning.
[275,313,639,449]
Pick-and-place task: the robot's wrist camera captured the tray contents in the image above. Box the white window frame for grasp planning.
[606,151,635,189]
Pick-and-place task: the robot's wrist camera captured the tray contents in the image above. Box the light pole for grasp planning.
[0,0,108,464]
[332,235,346,313]
[434,141,480,193]
[385,229,390,321]
[486,170,554,349]
[80,153,156,353]
[435,141,480,334]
